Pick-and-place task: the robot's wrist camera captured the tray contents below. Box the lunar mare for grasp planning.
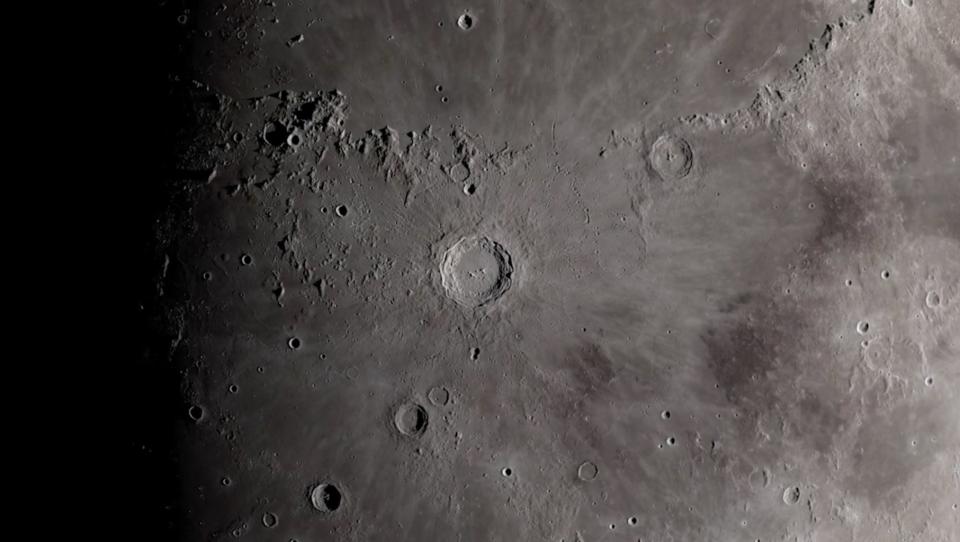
[132,0,960,541]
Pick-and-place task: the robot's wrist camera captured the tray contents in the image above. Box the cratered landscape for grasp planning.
[128,0,960,541]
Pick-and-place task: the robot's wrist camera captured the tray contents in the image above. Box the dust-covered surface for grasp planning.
[130,0,960,540]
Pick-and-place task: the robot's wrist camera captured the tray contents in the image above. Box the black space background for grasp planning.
[117,2,200,539]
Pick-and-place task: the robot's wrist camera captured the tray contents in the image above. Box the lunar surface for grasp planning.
[441,235,513,307]
[130,0,960,541]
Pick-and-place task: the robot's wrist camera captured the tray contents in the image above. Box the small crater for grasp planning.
[310,483,342,512]
[749,468,771,489]
[288,337,302,350]
[650,133,694,181]
[470,347,480,360]
[925,376,934,387]
[660,410,671,420]
[666,436,677,446]
[457,13,474,31]
[577,461,599,481]
[394,402,429,437]
[463,183,476,195]
[228,384,239,394]
[187,405,204,422]
[449,163,469,182]
[440,235,514,308]
[628,516,638,526]
[427,386,450,406]
[901,0,914,7]
[783,486,801,505]
[704,18,721,39]
[263,122,288,146]
[925,291,941,308]
[881,270,891,280]
[287,34,305,47]
[856,320,870,334]
[501,467,513,477]
[335,204,349,217]
[262,512,278,528]
[240,254,253,266]
[286,131,302,148]
[221,476,231,486]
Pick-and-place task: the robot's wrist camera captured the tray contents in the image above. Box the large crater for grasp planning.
[440,235,513,308]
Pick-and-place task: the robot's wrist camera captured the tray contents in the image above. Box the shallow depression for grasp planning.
[577,461,599,481]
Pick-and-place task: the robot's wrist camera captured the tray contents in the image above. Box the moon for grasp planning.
[128,1,960,541]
